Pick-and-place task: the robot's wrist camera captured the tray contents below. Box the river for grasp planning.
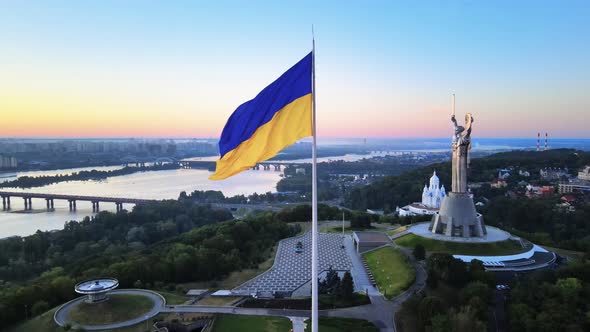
[0,165,124,183]
[0,168,282,238]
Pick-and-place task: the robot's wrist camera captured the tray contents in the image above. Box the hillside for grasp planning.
[345,149,590,211]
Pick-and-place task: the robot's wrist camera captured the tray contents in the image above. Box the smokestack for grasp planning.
[537,132,540,152]
[545,133,548,151]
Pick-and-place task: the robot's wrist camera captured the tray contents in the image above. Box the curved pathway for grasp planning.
[54,289,165,331]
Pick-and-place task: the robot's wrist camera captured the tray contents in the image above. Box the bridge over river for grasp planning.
[0,191,156,212]
[0,191,293,214]
[178,160,305,171]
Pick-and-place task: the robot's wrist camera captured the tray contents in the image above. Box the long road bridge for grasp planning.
[178,160,306,171]
[0,191,156,212]
[0,191,293,213]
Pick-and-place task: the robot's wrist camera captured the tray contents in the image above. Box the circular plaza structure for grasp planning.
[409,222,512,243]
[75,278,119,303]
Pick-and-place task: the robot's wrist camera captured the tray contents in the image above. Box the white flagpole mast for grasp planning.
[311,26,319,332]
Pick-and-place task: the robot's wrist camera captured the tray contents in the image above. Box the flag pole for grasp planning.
[311,26,319,332]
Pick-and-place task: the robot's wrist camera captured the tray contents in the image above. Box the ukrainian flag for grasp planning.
[210,52,313,180]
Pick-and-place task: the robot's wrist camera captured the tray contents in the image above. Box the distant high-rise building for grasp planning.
[0,155,17,169]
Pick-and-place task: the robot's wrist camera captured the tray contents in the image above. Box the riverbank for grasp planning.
[0,164,180,189]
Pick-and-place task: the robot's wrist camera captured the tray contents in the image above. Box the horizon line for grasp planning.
[1,136,590,141]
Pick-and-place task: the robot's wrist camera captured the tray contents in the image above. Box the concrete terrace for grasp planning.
[233,232,352,296]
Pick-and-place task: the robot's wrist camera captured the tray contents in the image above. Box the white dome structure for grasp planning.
[429,171,440,188]
[421,171,446,208]
[396,170,447,217]
[75,278,119,303]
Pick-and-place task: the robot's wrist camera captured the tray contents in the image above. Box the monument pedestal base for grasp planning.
[429,192,487,238]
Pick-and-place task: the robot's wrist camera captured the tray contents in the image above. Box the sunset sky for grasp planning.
[1,1,589,139]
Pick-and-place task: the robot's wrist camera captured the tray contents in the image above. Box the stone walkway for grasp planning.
[233,232,352,295]
[343,235,380,295]
[53,289,165,331]
[289,316,307,332]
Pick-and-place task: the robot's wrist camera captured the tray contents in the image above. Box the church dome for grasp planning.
[429,171,440,188]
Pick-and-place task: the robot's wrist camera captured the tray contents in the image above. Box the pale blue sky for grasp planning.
[1,1,588,138]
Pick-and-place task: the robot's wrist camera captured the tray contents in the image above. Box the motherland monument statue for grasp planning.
[429,95,487,237]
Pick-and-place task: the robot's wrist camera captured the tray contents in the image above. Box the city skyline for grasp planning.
[1,1,589,139]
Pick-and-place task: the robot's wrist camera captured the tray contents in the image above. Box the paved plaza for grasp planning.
[409,222,512,243]
[233,232,353,296]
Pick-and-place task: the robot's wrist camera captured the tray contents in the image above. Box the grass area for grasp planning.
[68,294,153,326]
[157,291,187,305]
[321,226,362,234]
[394,233,527,256]
[180,244,278,290]
[8,308,163,332]
[319,220,351,233]
[212,314,291,332]
[319,221,396,234]
[304,317,379,332]
[293,221,311,235]
[7,307,62,332]
[364,247,415,300]
[197,296,241,306]
[370,222,397,232]
[542,245,585,261]
[387,226,408,236]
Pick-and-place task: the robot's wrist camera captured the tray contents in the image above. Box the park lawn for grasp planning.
[394,233,526,256]
[7,307,62,332]
[8,308,164,332]
[294,221,311,235]
[157,291,187,305]
[197,296,241,306]
[68,294,153,326]
[212,314,291,332]
[542,245,585,261]
[304,317,379,332]
[364,247,415,300]
[387,226,408,236]
[180,244,278,291]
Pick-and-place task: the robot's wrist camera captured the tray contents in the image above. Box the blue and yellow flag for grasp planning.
[210,52,313,180]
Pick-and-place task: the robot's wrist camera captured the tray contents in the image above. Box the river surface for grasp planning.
[0,168,281,238]
[0,165,124,183]
[183,151,407,164]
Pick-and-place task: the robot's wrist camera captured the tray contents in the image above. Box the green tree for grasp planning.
[413,244,426,260]
[418,296,445,324]
[429,314,451,332]
[556,277,582,303]
[449,306,486,332]
[340,271,354,300]
[319,267,341,295]
[31,300,49,316]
